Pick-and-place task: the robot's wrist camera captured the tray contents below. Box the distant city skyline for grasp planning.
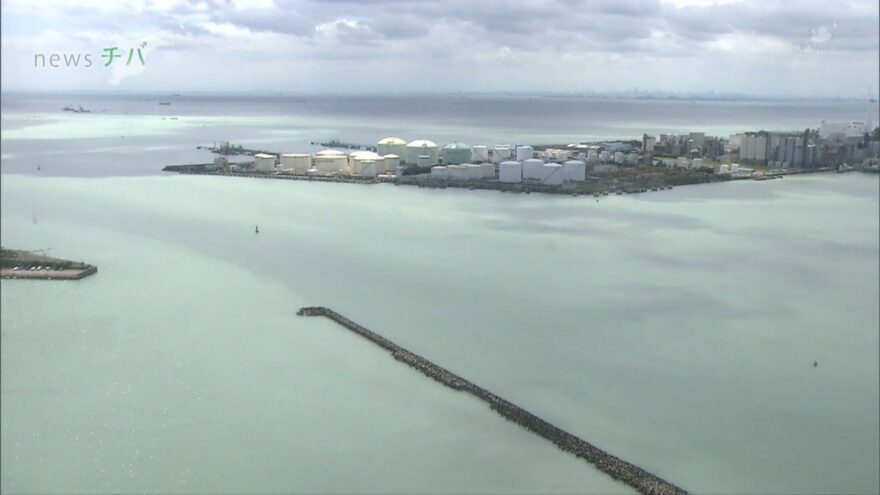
[1,0,878,97]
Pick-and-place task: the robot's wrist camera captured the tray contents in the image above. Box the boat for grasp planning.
[255,225,260,234]
[62,105,90,113]
[158,102,171,106]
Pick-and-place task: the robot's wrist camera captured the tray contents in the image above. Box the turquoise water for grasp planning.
[1,172,877,493]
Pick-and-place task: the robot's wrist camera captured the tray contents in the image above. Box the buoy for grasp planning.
[813,361,818,368]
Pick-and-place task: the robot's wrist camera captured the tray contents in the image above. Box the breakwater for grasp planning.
[296,306,687,495]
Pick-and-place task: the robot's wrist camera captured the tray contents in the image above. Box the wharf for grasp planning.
[1,248,97,280]
[297,306,688,495]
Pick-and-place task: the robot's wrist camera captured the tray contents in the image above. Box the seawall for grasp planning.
[297,306,687,495]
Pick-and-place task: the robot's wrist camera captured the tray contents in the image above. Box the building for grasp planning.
[643,134,656,153]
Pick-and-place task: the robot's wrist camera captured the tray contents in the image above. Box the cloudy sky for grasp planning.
[1,0,878,96]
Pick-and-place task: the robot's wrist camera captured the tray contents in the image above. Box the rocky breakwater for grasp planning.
[296,306,687,495]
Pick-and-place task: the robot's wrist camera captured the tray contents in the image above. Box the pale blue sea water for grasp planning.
[1,94,878,494]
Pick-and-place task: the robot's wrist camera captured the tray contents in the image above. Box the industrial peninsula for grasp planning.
[0,248,97,280]
[165,122,880,196]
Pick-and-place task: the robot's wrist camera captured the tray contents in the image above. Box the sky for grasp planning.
[1,0,878,97]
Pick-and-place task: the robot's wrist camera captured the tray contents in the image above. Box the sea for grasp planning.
[1,93,878,494]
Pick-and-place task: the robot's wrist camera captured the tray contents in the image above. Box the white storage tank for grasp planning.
[493,145,512,163]
[441,142,471,165]
[515,145,533,161]
[447,164,466,181]
[377,137,407,159]
[313,149,348,174]
[382,154,400,173]
[471,145,489,163]
[676,157,689,168]
[692,158,704,169]
[614,151,625,164]
[431,166,448,179]
[599,151,610,162]
[406,139,439,165]
[214,156,228,170]
[464,163,482,180]
[499,161,522,183]
[280,153,310,172]
[719,164,730,174]
[254,153,276,172]
[522,158,545,180]
[351,159,379,176]
[562,160,586,182]
[479,163,495,178]
[542,163,564,185]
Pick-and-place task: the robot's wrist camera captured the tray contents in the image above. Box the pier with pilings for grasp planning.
[296,306,687,495]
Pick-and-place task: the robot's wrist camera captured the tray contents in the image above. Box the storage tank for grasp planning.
[377,137,407,159]
[614,151,625,164]
[479,163,495,178]
[499,161,522,183]
[676,157,688,168]
[431,166,448,179]
[313,149,348,174]
[471,145,489,163]
[719,164,730,174]
[349,151,382,172]
[522,158,545,180]
[464,163,482,180]
[493,145,512,163]
[406,139,439,165]
[515,145,533,161]
[562,160,586,182]
[692,158,704,169]
[254,153,276,172]
[447,164,466,180]
[542,163,564,185]
[383,154,400,173]
[214,156,228,170]
[441,142,471,165]
[280,153,310,172]
[416,155,433,167]
[351,159,379,176]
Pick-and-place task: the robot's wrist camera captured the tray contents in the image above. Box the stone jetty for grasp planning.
[297,306,687,495]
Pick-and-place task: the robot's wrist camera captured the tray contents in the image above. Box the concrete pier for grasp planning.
[297,306,687,495]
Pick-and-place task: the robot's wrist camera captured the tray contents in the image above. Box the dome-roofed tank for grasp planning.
[406,139,439,165]
[441,142,471,165]
[377,137,407,160]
